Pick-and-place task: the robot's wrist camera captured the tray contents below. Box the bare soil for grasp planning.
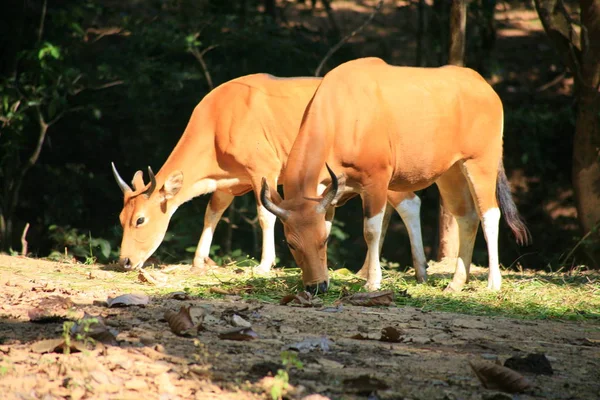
[1,255,599,400]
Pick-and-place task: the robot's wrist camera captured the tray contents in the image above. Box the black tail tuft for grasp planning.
[497,161,532,246]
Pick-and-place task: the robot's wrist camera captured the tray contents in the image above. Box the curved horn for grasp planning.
[111,162,132,194]
[143,166,157,197]
[260,178,290,221]
[317,164,339,213]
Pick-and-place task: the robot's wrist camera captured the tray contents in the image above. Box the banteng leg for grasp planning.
[358,186,389,291]
[460,160,502,291]
[387,191,428,283]
[356,203,392,280]
[436,164,479,292]
[254,177,279,274]
[194,191,235,269]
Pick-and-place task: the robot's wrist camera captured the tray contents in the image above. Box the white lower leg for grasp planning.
[194,197,232,267]
[395,196,428,283]
[255,204,277,273]
[482,208,501,290]
[363,208,386,290]
[447,213,479,291]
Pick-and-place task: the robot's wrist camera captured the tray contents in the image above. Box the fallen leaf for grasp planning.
[107,293,149,308]
[350,333,371,340]
[342,375,389,395]
[341,290,394,307]
[138,269,167,286]
[280,291,322,307]
[88,270,114,280]
[70,312,118,345]
[164,306,199,336]
[169,291,189,300]
[469,360,532,393]
[218,327,259,341]
[30,338,94,354]
[210,287,238,295]
[504,353,553,375]
[28,296,73,323]
[285,336,332,353]
[380,326,403,343]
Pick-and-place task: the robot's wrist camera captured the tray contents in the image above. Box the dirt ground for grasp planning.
[1,254,599,400]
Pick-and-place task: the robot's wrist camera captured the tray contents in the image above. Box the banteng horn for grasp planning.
[111,162,132,194]
[260,178,290,221]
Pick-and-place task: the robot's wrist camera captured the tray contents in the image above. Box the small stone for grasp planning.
[231,314,252,328]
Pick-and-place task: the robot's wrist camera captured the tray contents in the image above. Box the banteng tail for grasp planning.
[496,161,531,246]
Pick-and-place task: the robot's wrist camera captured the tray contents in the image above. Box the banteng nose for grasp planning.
[305,281,328,295]
[119,257,132,269]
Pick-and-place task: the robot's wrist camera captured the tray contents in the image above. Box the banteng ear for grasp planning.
[131,170,145,191]
[161,171,183,200]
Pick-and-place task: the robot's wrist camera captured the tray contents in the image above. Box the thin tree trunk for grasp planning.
[534,0,600,267]
[448,0,467,66]
[435,0,466,261]
[416,0,426,66]
[572,0,600,266]
[264,0,276,19]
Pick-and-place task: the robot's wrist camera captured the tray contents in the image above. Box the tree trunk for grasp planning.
[534,0,600,267]
[448,0,467,66]
[435,0,466,261]
[572,0,600,266]
[264,0,276,19]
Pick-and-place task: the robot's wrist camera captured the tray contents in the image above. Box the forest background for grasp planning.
[1,0,599,273]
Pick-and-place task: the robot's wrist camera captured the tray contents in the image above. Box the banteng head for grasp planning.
[260,164,342,294]
[111,162,183,270]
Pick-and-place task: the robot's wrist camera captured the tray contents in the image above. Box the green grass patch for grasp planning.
[2,255,599,322]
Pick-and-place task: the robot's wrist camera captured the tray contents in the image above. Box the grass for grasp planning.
[1,255,599,322]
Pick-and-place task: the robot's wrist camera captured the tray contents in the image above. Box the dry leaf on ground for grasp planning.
[380,326,403,343]
[218,327,259,341]
[504,353,553,375]
[280,291,322,307]
[342,375,389,395]
[30,338,98,354]
[70,312,118,345]
[164,306,200,336]
[340,290,395,307]
[28,295,73,322]
[138,269,168,286]
[106,293,149,308]
[469,360,532,393]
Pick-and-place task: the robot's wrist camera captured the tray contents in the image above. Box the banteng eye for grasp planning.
[136,217,145,226]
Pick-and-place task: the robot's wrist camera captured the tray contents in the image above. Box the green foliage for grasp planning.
[271,351,304,400]
[47,225,116,264]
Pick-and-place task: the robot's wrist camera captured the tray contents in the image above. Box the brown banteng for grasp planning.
[261,57,530,293]
[112,73,427,283]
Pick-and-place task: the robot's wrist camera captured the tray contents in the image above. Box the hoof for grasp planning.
[364,281,381,291]
[443,282,463,293]
[253,265,272,275]
[356,267,369,280]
